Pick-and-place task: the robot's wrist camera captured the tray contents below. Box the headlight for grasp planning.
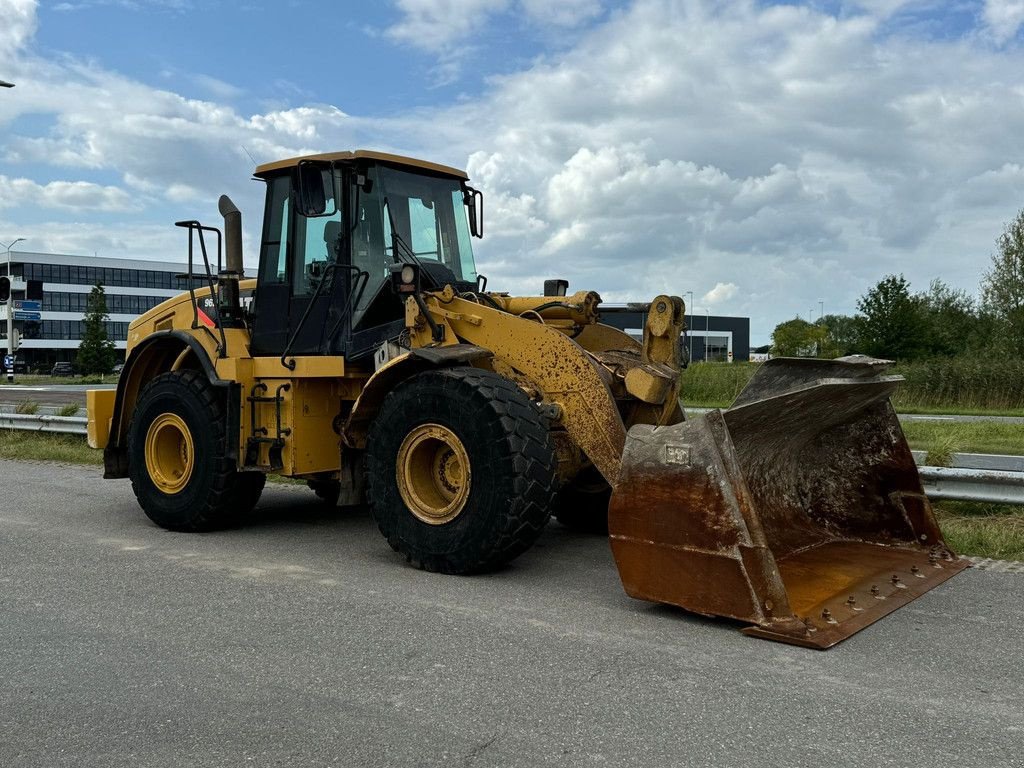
[401,265,416,284]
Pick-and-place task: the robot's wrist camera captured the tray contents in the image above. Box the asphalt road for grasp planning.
[1,459,1023,768]
[0,383,115,409]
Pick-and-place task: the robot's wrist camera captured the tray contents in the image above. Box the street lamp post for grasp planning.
[2,237,25,382]
[686,290,694,365]
[0,81,14,88]
[704,307,710,363]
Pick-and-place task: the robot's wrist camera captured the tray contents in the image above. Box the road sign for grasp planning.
[13,311,41,321]
[3,355,12,369]
[13,299,41,311]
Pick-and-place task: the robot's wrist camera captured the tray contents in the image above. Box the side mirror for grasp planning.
[464,186,483,238]
[296,161,337,218]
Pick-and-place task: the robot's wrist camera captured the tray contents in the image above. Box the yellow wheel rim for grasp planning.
[396,423,471,525]
[144,412,195,495]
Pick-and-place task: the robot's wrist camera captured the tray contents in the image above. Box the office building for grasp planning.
[1,251,191,370]
[599,304,750,362]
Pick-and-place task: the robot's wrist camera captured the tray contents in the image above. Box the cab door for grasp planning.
[250,168,345,357]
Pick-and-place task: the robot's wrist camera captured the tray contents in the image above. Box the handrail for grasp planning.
[174,220,228,358]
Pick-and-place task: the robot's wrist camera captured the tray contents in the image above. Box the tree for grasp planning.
[816,313,860,357]
[856,274,927,360]
[771,317,826,357]
[980,208,1024,355]
[919,279,977,357]
[77,283,116,375]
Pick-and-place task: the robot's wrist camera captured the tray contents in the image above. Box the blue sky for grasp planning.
[2,0,1024,343]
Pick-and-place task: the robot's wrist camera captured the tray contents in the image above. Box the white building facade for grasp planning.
[2,251,190,370]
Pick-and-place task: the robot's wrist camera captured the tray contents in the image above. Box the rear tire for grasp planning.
[127,370,263,531]
[365,367,557,574]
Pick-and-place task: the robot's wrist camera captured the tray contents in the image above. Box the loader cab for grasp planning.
[248,151,480,362]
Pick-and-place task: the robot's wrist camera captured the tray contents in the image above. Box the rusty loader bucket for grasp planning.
[608,356,968,649]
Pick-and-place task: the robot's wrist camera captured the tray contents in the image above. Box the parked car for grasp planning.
[51,361,75,377]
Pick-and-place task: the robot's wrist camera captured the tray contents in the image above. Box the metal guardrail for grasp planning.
[0,413,88,434]
[910,451,1024,473]
[917,466,1024,505]
[911,451,1024,504]
[1,415,1022,504]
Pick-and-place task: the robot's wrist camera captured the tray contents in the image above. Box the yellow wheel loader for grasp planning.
[87,150,966,648]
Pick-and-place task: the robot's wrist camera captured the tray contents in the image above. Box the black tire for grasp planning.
[307,479,341,506]
[365,367,557,574]
[555,465,611,534]
[127,369,264,531]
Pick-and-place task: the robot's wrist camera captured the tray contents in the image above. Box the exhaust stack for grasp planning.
[216,194,244,324]
[218,194,244,276]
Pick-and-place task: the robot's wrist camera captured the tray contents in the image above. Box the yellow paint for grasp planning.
[574,323,642,354]
[491,290,601,326]
[213,355,253,384]
[249,379,341,476]
[254,149,468,180]
[86,388,115,449]
[396,423,471,525]
[252,355,345,379]
[144,412,194,494]
[624,367,673,404]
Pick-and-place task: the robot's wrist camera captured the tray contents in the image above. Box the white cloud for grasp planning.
[0,219,186,261]
[984,0,1024,43]
[0,175,140,211]
[702,282,738,305]
[519,0,602,27]
[191,73,244,100]
[386,0,602,62]
[386,0,510,53]
[0,0,36,57]
[409,0,1024,339]
[3,0,1024,345]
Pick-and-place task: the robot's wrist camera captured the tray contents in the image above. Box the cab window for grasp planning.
[291,168,341,296]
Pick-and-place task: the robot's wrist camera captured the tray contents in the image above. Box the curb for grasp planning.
[966,557,1024,573]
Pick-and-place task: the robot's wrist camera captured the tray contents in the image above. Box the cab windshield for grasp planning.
[349,165,477,327]
[378,167,476,281]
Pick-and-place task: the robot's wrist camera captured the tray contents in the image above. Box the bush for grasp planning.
[680,362,759,406]
[892,357,1024,411]
[679,357,1024,412]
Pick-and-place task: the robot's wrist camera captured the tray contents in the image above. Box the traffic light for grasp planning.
[0,276,9,302]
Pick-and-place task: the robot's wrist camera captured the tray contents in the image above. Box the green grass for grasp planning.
[0,374,112,386]
[902,421,1024,457]
[14,400,39,415]
[680,362,757,408]
[680,359,1024,415]
[56,403,81,417]
[893,404,1024,418]
[893,357,1024,412]
[0,430,103,465]
[934,501,1024,561]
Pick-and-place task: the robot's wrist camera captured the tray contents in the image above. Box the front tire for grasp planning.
[365,367,557,574]
[127,370,264,531]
